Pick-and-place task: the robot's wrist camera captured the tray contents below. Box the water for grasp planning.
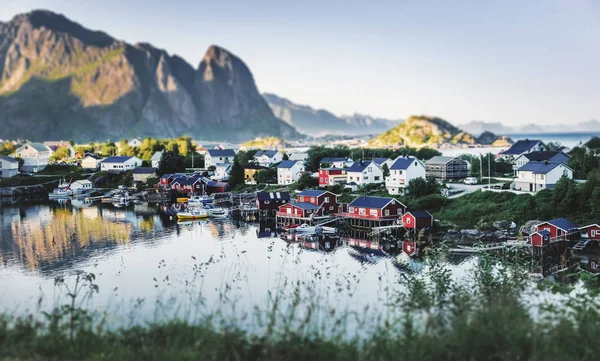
[441,132,597,157]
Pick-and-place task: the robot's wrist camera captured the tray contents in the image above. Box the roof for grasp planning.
[347,161,377,173]
[278,160,299,169]
[406,210,432,219]
[372,158,390,165]
[0,155,18,163]
[349,196,401,209]
[346,182,358,186]
[244,165,268,170]
[298,190,329,197]
[540,218,581,232]
[18,143,49,152]
[500,140,543,155]
[74,179,92,184]
[171,176,202,186]
[101,156,134,163]
[425,156,458,165]
[207,181,228,187]
[254,150,279,158]
[207,149,236,157]
[83,154,101,160]
[321,167,345,171]
[535,230,551,237]
[133,167,157,174]
[216,163,232,169]
[320,157,349,163]
[160,174,172,179]
[516,162,567,174]
[391,156,418,170]
[256,191,290,201]
[290,202,320,210]
[520,151,567,162]
[151,151,163,161]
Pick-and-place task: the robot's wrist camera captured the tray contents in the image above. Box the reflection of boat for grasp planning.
[113,200,130,208]
[285,224,300,229]
[177,207,208,220]
[188,195,213,207]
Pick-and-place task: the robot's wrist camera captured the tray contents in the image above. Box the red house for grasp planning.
[580,224,600,240]
[256,191,290,210]
[277,202,321,219]
[531,230,551,247]
[296,190,339,214]
[342,196,405,220]
[318,168,347,187]
[402,211,433,230]
[170,176,204,193]
[535,218,580,240]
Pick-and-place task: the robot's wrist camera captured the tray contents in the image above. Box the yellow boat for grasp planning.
[176,208,208,220]
[177,197,189,203]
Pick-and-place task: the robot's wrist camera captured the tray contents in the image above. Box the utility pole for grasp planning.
[479,154,483,183]
[488,154,491,188]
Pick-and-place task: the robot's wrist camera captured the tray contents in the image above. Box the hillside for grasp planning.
[263,93,399,136]
[368,115,478,147]
[461,119,600,135]
[0,10,300,142]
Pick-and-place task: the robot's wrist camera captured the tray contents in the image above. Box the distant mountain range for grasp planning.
[0,10,299,142]
[460,120,600,136]
[263,93,400,137]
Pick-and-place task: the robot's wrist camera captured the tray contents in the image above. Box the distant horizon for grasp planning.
[1,1,598,127]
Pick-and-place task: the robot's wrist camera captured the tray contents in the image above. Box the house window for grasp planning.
[300,197,304,202]
[359,208,366,215]
[374,176,380,181]
[264,200,270,204]
[329,206,334,210]
[384,209,390,216]
[397,208,402,215]
[311,197,315,203]
[368,167,372,172]
[406,217,411,224]
[592,230,596,237]
[324,197,329,203]
[349,207,354,213]
[369,209,378,216]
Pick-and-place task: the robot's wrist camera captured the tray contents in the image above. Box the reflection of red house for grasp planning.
[402,240,417,256]
[296,190,339,214]
[580,224,600,240]
[318,168,347,187]
[402,211,433,229]
[342,196,405,220]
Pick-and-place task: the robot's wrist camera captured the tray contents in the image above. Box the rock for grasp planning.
[493,220,511,230]
[520,220,543,235]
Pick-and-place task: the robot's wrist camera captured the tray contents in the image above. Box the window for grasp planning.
[368,167,372,172]
[406,217,411,224]
[397,208,402,215]
[384,209,390,216]
[311,197,315,203]
[329,206,334,210]
[270,192,274,198]
[369,209,377,216]
[324,197,329,203]
[592,230,596,237]
[264,200,270,204]
[300,197,304,202]
[349,207,354,213]
[359,208,366,215]
[374,176,380,181]
[276,192,281,198]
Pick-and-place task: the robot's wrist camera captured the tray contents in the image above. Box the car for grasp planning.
[463,177,478,185]
[20,171,34,177]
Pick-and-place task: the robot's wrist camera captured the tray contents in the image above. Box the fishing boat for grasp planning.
[204,204,228,218]
[177,207,208,220]
[48,179,73,199]
[188,195,213,207]
[292,224,336,234]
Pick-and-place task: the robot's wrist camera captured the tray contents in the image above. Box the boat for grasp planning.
[188,195,213,207]
[292,224,336,234]
[207,207,228,218]
[49,178,73,199]
[177,207,208,220]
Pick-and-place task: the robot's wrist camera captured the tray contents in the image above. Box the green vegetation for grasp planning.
[459,153,513,177]
[228,158,245,188]
[2,253,600,360]
[157,151,185,176]
[0,175,62,188]
[241,136,282,148]
[0,142,16,156]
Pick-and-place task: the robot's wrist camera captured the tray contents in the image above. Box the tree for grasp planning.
[0,142,16,156]
[50,147,71,162]
[282,152,289,161]
[14,157,24,170]
[296,173,318,191]
[157,151,185,176]
[406,177,439,197]
[255,168,277,184]
[208,165,216,172]
[591,187,600,217]
[382,163,390,177]
[228,159,245,188]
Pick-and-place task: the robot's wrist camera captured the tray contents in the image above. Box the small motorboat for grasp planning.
[292,224,336,234]
[49,179,73,199]
[177,207,208,220]
[188,195,213,207]
[207,207,228,218]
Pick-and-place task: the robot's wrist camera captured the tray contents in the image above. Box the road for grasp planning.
[446,183,490,199]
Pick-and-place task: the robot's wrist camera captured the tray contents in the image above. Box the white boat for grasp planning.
[188,195,213,207]
[208,207,228,218]
[49,179,73,199]
[292,224,336,234]
[177,207,208,220]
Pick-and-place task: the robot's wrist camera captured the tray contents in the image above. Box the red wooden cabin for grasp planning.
[256,191,290,210]
[402,211,433,230]
[342,196,405,220]
[277,202,321,218]
[535,218,580,240]
[580,224,600,240]
[170,176,204,193]
[296,190,339,214]
[531,230,551,247]
[318,168,347,187]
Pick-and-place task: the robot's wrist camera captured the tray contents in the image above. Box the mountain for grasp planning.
[368,115,478,147]
[263,93,399,137]
[0,10,299,142]
[461,120,600,135]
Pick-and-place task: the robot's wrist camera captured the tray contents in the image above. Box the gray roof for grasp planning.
[500,140,543,155]
[18,143,49,152]
[517,162,568,175]
[101,156,135,163]
[0,155,18,163]
[151,151,163,161]
[254,150,279,158]
[425,156,457,165]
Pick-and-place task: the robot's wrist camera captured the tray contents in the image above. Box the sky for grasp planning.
[1,0,599,126]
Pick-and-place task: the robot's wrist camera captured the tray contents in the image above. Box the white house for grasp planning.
[514,162,573,193]
[346,160,384,187]
[81,154,103,170]
[385,156,426,195]
[0,155,19,178]
[498,139,545,161]
[13,143,51,172]
[151,151,163,168]
[277,160,305,185]
[128,138,143,148]
[253,150,284,167]
[513,151,569,174]
[70,179,93,192]
[288,152,309,162]
[320,157,353,168]
[100,156,142,173]
[214,163,233,180]
[204,149,236,168]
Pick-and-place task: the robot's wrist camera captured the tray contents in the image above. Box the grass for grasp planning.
[1,252,600,360]
[0,175,62,188]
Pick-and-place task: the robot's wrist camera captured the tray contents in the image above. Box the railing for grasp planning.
[340,212,399,221]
